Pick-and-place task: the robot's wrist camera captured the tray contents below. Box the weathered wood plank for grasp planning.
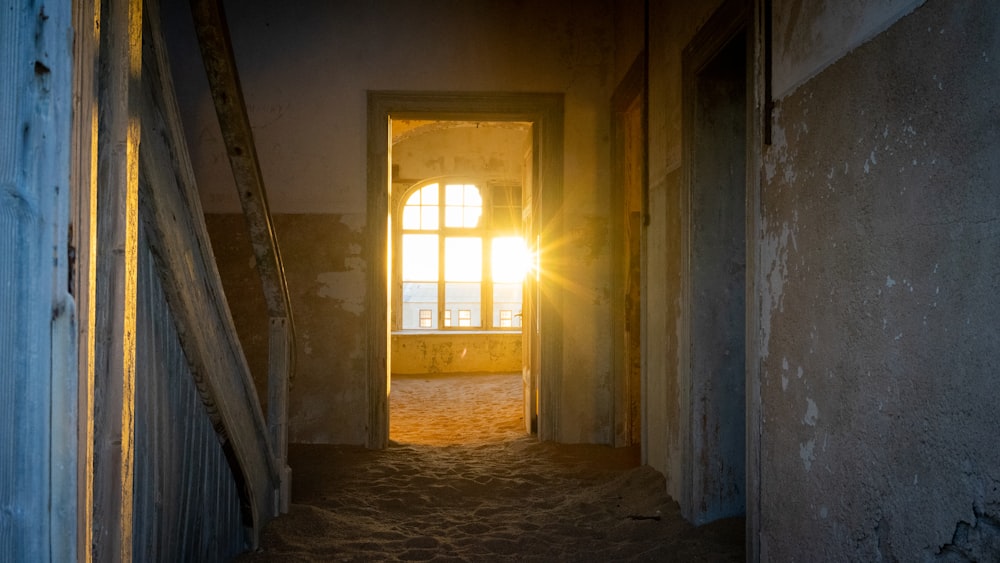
[70,1,100,560]
[137,0,278,543]
[1,2,76,561]
[188,0,294,322]
[188,0,296,500]
[268,317,291,513]
[92,0,143,561]
[133,229,246,561]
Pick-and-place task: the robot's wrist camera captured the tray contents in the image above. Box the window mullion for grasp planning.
[438,182,451,329]
[483,233,492,329]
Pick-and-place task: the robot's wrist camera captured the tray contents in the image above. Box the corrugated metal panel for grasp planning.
[133,228,247,562]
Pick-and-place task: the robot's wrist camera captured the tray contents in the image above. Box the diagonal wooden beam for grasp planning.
[189,0,295,513]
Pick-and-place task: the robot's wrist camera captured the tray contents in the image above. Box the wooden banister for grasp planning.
[189,0,296,514]
[137,0,281,545]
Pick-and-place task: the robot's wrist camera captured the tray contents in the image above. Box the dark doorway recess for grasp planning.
[682,2,749,527]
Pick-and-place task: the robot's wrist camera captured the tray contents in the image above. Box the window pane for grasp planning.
[402,282,437,329]
[419,309,433,328]
[402,234,438,281]
[463,207,481,227]
[445,282,481,328]
[420,183,438,205]
[402,206,420,229]
[445,205,482,227]
[420,207,438,230]
[463,184,482,206]
[445,237,481,281]
[493,282,522,328]
[444,206,464,228]
[403,184,439,230]
[445,184,465,205]
[492,185,522,233]
[492,236,530,283]
[444,184,482,227]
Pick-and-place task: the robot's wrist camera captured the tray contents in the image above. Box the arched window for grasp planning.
[398,180,527,330]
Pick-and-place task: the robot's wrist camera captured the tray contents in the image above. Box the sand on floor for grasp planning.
[236,373,744,562]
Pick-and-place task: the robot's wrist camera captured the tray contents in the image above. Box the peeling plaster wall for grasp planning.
[760,0,1000,559]
[166,0,615,444]
[645,0,726,509]
[206,213,368,445]
[772,0,925,97]
[391,333,521,376]
[393,125,528,184]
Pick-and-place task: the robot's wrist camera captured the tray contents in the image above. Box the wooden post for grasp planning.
[71,0,100,560]
[92,0,142,561]
[268,317,291,513]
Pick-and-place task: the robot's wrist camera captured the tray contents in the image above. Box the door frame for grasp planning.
[680,0,757,527]
[610,52,647,449]
[680,0,765,556]
[365,91,564,448]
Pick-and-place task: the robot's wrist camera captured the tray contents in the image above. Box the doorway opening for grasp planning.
[365,92,564,449]
[682,2,749,525]
[388,120,530,444]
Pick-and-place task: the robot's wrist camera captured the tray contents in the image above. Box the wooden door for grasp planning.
[521,142,538,433]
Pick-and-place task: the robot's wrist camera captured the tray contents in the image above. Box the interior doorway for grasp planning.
[387,119,530,443]
[365,92,564,449]
[682,0,749,526]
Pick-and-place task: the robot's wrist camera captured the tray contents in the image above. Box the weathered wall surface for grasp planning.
[391,333,521,376]
[392,124,528,186]
[612,0,645,85]
[760,0,1000,558]
[645,0,725,508]
[772,0,925,97]
[206,212,368,444]
[167,0,616,444]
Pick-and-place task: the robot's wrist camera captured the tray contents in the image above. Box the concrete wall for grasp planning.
[759,0,1000,558]
[391,333,521,376]
[644,0,1000,557]
[165,0,617,445]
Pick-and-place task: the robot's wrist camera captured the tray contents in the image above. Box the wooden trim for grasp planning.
[681,0,751,525]
[92,0,142,560]
[268,316,291,513]
[747,2,766,560]
[367,91,564,447]
[71,0,100,560]
[610,52,647,448]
